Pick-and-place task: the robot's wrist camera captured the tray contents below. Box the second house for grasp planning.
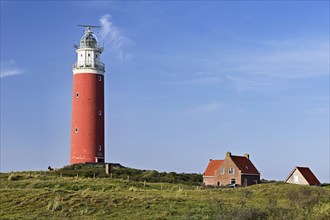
[203,152,260,187]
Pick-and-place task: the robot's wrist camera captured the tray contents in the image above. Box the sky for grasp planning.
[1,1,329,182]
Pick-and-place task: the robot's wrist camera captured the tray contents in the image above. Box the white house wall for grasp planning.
[286,169,309,185]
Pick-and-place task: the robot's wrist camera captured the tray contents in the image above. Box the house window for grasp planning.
[75,92,79,98]
[231,179,236,184]
[229,168,234,174]
[74,127,78,133]
[98,145,102,151]
[80,54,82,57]
[220,168,225,175]
[294,175,299,183]
[98,75,102,81]
[88,53,90,57]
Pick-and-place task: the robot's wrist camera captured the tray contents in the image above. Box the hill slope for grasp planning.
[1,172,329,219]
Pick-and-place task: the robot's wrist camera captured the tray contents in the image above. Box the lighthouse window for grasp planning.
[96,55,98,58]
[74,127,78,133]
[88,53,90,57]
[98,76,102,81]
[98,110,102,116]
[75,92,79,98]
[98,145,102,151]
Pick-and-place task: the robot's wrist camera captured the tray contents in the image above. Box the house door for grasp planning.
[244,178,248,187]
[216,181,220,187]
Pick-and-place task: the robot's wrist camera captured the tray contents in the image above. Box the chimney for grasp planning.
[244,154,250,159]
[226,152,231,158]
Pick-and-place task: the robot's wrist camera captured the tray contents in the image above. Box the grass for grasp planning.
[0,171,329,219]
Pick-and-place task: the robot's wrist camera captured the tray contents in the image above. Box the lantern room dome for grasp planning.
[80,31,98,48]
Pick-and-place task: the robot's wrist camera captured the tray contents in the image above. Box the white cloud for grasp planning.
[184,102,227,115]
[225,75,283,92]
[236,42,329,79]
[183,75,223,86]
[170,38,329,92]
[0,60,23,78]
[99,14,131,61]
[100,14,112,39]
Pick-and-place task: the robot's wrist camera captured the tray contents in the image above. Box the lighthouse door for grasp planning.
[95,157,104,163]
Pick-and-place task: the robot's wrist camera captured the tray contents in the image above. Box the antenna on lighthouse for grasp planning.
[78,24,101,33]
[78,24,101,28]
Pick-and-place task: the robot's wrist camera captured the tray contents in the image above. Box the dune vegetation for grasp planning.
[0,166,329,219]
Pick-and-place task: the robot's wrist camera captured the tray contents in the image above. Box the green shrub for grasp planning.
[51,164,202,185]
[8,173,20,181]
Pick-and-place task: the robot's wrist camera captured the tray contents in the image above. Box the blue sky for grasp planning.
[1,1,329,182]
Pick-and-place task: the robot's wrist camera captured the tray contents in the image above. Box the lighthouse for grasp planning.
[70,25,105,164]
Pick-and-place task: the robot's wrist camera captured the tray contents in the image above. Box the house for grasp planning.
[203,159,224,185]
[203,152,260,187]
[285,166,321,186]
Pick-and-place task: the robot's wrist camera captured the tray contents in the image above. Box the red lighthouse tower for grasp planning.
[70,25,105,164]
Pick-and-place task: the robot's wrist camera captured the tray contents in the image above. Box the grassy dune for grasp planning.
[0,172,329,219]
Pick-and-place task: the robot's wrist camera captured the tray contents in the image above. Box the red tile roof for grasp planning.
[203,160,223,176]
[296,167,321,185]
[231,156,259,175]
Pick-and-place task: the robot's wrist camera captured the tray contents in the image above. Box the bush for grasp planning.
[8,173,20,181]
[53,164,203,185]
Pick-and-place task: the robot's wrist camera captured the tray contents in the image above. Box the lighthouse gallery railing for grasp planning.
[73,61,105,71]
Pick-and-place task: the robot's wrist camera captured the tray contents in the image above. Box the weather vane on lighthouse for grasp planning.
[70,24,106,164]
